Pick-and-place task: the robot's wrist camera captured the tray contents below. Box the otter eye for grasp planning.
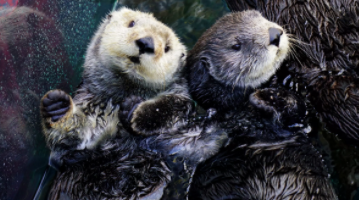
[181,53,185,58]
[165,45,170,53]
[232,44,241,51]
[128,21,135,28]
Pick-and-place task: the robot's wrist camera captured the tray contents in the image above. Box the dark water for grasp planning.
[0,0,357,199]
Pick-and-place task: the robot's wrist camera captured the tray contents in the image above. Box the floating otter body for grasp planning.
[225,0,359,143]
[40,8,227,199]
[186,10,338,199]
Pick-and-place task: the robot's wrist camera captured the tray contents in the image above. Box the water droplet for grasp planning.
[283,75,291,85]
[303,125,312,134]
[288,123,304,128]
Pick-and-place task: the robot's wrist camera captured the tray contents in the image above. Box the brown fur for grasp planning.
[186,10,338,200]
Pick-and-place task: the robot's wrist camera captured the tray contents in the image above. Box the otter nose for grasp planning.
[269,27,283,47]
[136,37,155,54]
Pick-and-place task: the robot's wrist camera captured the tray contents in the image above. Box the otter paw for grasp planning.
[249,88,306,126]
[250,88,288,114]
[41,90,71,122]
[130,95,192,135]
[119,95,144,131]
[130,100,169,135]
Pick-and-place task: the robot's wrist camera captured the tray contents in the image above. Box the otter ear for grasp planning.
[199,58,210,70]
[107,14,112,19]
[189,57,212,86]
[189,58,210,77]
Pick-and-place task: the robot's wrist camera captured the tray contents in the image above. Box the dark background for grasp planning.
[0,0,358,199]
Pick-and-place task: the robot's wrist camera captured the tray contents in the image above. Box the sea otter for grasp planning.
[40,7,228,200]
[224,0,359,144]
[186,10,338,199]
[40,7,191,168]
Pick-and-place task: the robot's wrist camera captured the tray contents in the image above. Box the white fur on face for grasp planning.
[243,20,290,88]
[203,11,290,89]
[99,8,186,86]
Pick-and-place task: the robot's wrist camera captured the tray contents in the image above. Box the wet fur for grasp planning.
[201,142,333,199]
[40,8,228,200]
[187,11,289,111]
[225,0,359,143]
[40,7,189,159]
[186,10,337,199]
[189,109,337,200]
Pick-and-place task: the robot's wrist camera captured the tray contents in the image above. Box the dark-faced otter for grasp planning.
[186,10,338,199]
[224,0,359,143]
[40,8,228,200]
[187,9,289,112]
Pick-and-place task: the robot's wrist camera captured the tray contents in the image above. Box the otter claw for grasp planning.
[42,98,54,107]
[47,107,69,116]
[127,103,140,122]
[45,101,68,111]
[47,90,68,100]
[119,95,144,132]
[52,114,66,122]
[41,90,71,122]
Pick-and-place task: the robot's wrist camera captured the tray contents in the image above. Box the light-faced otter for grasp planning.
[41,7,189,167]
[40,8,227,200]
[186,10,338,199]
[224,0,359,144]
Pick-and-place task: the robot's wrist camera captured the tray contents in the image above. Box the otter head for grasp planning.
[97,8,186,87]
[187,10,290,110]
[189,10,289,89]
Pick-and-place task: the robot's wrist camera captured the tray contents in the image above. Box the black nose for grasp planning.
[269,28,283,47]
[136,37,155,54]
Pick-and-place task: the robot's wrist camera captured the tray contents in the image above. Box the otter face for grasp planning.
[99,8,186,86]
[191,10,289,88]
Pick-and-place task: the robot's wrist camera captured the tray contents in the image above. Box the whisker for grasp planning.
[289,46,304,68]
[233,59,249,91]
[290,43,309,57]
[242,57,256,93]
[233,66,242,92]
[287,35,311,46]
[282,24,290,29]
